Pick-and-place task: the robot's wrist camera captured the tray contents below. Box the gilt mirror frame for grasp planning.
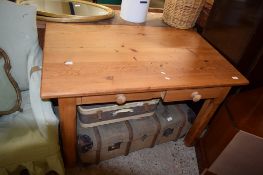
[0,48,22,116]
[16,0,115,22]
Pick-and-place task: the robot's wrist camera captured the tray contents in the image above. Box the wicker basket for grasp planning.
[163,0,205,29]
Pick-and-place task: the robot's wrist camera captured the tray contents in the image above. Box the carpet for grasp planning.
[66,138,199,175]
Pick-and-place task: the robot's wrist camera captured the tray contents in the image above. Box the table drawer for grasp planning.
[78,91,164,105]
[163,87,227,102]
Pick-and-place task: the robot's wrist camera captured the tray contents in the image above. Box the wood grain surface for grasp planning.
[41,24,247,99]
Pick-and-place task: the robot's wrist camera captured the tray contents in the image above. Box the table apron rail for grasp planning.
[76,87,230,105]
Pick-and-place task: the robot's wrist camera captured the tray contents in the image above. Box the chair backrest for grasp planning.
[0,0,39,91]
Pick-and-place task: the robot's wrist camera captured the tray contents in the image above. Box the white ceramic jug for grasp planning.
[120,0,150,23]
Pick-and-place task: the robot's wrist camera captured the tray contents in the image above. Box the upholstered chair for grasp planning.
[0,1,64,174]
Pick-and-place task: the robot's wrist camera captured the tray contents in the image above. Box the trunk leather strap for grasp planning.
[93,127,101,164]
[152,114,161,147]
[124,120,133,156]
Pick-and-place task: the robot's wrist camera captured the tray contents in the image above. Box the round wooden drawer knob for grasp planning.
[116,94,126,105]
[191,91,202,102]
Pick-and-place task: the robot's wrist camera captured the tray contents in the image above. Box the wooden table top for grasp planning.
[41,23,248,99]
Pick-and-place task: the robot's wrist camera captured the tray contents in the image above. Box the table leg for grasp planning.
[184,87,231,146]
[58,98,77,167]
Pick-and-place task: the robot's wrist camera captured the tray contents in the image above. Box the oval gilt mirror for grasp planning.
[17,0,114,22]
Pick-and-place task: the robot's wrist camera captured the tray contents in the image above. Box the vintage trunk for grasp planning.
[78,99,159,127]
[77,101,193,164]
